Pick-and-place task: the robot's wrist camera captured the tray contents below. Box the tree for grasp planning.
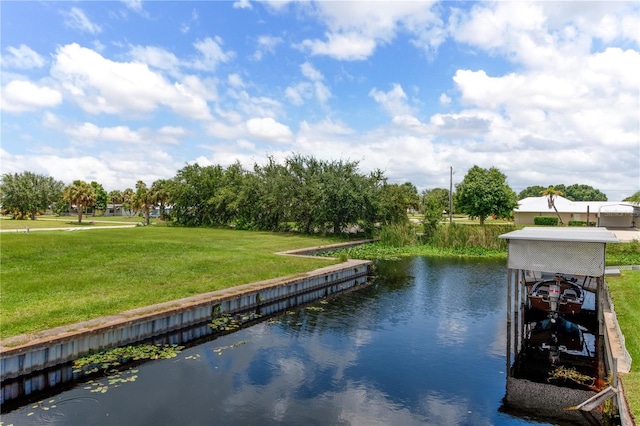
[0,171,65,220]
[454,165,517,225]
[132,180,154,225]
[421,194,443,240]
[420,188,450,214]
[63,180,97,224]
[519,183,607,201]
[540,185,564,225]
[623,191,640,204]
[90,181,108,215]
[150,179,171,221]
[518,185,546,200]
[122,188,134,216]
[563,184,607,201]
[108,190,123,216]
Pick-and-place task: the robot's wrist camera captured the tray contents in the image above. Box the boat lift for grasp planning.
[498,227,632,424]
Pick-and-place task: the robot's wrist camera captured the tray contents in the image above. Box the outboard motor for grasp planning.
[548,277,562,322]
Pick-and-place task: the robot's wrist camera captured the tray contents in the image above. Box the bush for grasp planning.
[534,216,558,226]
[429,222,516,250]
[568,220,597,227]
[379,223,416,247]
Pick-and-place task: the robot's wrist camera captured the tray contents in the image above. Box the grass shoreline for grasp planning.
[0,227,343,339]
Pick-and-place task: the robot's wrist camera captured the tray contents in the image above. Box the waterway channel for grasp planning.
[2,257,554,425]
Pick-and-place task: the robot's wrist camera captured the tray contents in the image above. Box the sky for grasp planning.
[1,1,639,201]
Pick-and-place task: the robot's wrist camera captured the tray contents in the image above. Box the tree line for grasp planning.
[2,155,632,237]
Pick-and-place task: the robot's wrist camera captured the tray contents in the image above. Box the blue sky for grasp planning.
[1,1,639,200]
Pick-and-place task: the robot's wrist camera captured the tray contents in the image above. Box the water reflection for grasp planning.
[2,257,544,425]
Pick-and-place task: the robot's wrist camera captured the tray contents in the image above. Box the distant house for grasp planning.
[514,196,639,228]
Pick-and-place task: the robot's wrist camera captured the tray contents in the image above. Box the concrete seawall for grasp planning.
[1,246,372,397]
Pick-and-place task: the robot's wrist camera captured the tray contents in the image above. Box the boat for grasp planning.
[528,275,584,316]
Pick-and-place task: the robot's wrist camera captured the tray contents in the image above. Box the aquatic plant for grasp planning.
[547,365,594,388]
[209,312,262,332]
[73,344,184,374]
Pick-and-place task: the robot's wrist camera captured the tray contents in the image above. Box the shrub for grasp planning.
[429,222,516,250]
[379,223,416,247]
[568,220,597,227]
[534,216,558,226]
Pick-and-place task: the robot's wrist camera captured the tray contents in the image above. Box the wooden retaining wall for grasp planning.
[0,258,372,391]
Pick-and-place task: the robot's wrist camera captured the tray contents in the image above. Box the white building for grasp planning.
[513,196,638,228]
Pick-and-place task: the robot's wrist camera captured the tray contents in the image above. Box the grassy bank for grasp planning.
[607,270,640,421]
[0,227,342,339]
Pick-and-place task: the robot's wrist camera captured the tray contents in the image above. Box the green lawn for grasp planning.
[607,270,640,421]
[0,215,142,229]
[0,227,342,339]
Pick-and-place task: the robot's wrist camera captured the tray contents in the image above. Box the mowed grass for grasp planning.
[0,227,342,339]
[0,215,140,230]
[607,270,640,420]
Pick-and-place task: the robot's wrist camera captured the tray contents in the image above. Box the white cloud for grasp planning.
[191,37,235,71]
[128,45,181,76]
[298,1,443,60]
[299,32,376,61]
[233,0,252,10]
[62,7,102,34]
[285,62,331,105]
[50,43,212,120]
[369,84,414,117]
[0,80,62,112]
[251,35,283,60]
[246,117,292,143]
[439,93,451,105]
[2,45,45,69]
[122,0,143,12]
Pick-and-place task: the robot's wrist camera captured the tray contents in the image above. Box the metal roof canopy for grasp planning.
[499,227,619,276]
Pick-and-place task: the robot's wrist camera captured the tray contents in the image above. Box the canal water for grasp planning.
[2,257,550,425]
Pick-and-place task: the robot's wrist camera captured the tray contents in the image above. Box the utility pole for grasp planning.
[449,166,453,223]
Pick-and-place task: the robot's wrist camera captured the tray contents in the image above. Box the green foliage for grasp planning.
[606,240,640,265]
[90,181,108,212]
[454,165,517,225]
[421,188,450,214]
[63,180,97,224]
[0,171,65,220]
[568,220,596,227]
[519,184,608,201]
[518,185,546,200]
[169,154,389,236]
[534,216,559,226]
[429,222,513,250]
[607,270,640,421]
[379,223,416,247]
[73,344,184,374]
[421,194,444,239]
[623,191,640,203]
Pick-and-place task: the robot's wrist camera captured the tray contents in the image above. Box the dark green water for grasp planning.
[2,257,549,425]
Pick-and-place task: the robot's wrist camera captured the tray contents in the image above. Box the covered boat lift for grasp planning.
[498,227,632,424]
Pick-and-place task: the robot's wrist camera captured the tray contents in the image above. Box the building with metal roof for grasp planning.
[513,196,638,227]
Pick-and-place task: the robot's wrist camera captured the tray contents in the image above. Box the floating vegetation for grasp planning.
[548,365,595,387]
[73,344,184,375]
[209,312,262,332]
[213,341,247,355]
[82,368,139,395]
[305,306,325,312]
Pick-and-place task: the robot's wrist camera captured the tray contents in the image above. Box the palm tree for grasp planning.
[108,190,123,216]
[63,180,97,224]
[541,185,564,225]
[623,191,640,204]
[150,179,170,221]
[122,188,134,216]
[132,180,154,225]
